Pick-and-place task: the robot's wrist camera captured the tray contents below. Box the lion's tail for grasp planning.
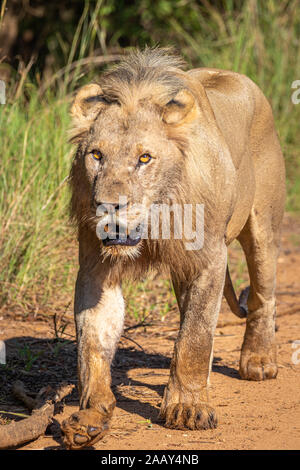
[223,266,249,319]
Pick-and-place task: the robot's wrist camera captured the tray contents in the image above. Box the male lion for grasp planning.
[61,48,286,449]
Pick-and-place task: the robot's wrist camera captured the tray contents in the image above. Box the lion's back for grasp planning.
[188,67,273,169]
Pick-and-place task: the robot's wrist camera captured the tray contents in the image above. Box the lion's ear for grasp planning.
[70,83,107,143]
[162,89,196,125]
[71,83,105,120]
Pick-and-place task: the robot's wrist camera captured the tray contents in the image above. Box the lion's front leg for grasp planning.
[160,245,227,430]
[62,266,124,449]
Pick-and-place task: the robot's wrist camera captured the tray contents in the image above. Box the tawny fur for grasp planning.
[62,48,286,450]
[69,48,237,284]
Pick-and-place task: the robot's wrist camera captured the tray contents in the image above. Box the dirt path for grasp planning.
[0,214,299,450]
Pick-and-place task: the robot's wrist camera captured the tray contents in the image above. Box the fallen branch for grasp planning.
[124,313,152,333]
[0,381,74,449]
[121,335,145,352]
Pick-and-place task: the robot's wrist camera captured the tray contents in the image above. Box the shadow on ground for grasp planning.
[0,335,241,448]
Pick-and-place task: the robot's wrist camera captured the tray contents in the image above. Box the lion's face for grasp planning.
[70,50,237,280]
[70,60,202,261]
[81,102,184,259]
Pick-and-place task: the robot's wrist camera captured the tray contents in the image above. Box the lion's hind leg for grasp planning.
[237,209,283,381]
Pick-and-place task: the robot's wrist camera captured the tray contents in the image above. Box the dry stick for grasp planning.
[124,321,152,333]
[51,311,152,343]
[124,313,152,332]
[121,335,145,352]
[0,381,74,449]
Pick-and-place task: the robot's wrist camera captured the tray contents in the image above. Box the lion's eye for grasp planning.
[138,153,152,164]
[91,150,102,161]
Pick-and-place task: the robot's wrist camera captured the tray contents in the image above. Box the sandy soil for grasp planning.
[0,214,299,450]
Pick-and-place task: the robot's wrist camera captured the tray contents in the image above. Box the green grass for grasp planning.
[0,92,74,313]
[18,344,42,372]
[1,0,300,316]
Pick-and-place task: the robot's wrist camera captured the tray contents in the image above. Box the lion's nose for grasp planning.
[94,200,128,213]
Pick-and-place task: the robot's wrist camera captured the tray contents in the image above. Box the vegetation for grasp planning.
[0,0,299,316]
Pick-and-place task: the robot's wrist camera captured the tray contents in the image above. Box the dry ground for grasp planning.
[0,214,299,450]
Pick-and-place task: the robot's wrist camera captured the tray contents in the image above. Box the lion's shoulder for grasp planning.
[188,67,254,94]
[187,67,270,116]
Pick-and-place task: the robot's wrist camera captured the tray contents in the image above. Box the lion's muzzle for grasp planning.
[100,222,142,247]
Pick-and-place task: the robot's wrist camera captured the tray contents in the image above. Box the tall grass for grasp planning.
[1,0,300,315]
[0,93,74,313]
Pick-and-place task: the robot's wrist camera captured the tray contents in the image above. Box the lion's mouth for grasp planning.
[102,224,142,247]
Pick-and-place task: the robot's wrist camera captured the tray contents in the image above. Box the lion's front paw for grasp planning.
[159,402,217,430]
[61,409,109,450]
[239,351,278,381]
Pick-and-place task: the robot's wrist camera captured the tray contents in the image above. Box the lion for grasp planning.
[61,48,286,449]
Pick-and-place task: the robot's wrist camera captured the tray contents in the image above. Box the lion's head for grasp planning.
[69,48,233,279]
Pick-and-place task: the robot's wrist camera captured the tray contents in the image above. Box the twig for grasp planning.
[53,302,72,340]
[124,314,152,332]
[121,335,145,352]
